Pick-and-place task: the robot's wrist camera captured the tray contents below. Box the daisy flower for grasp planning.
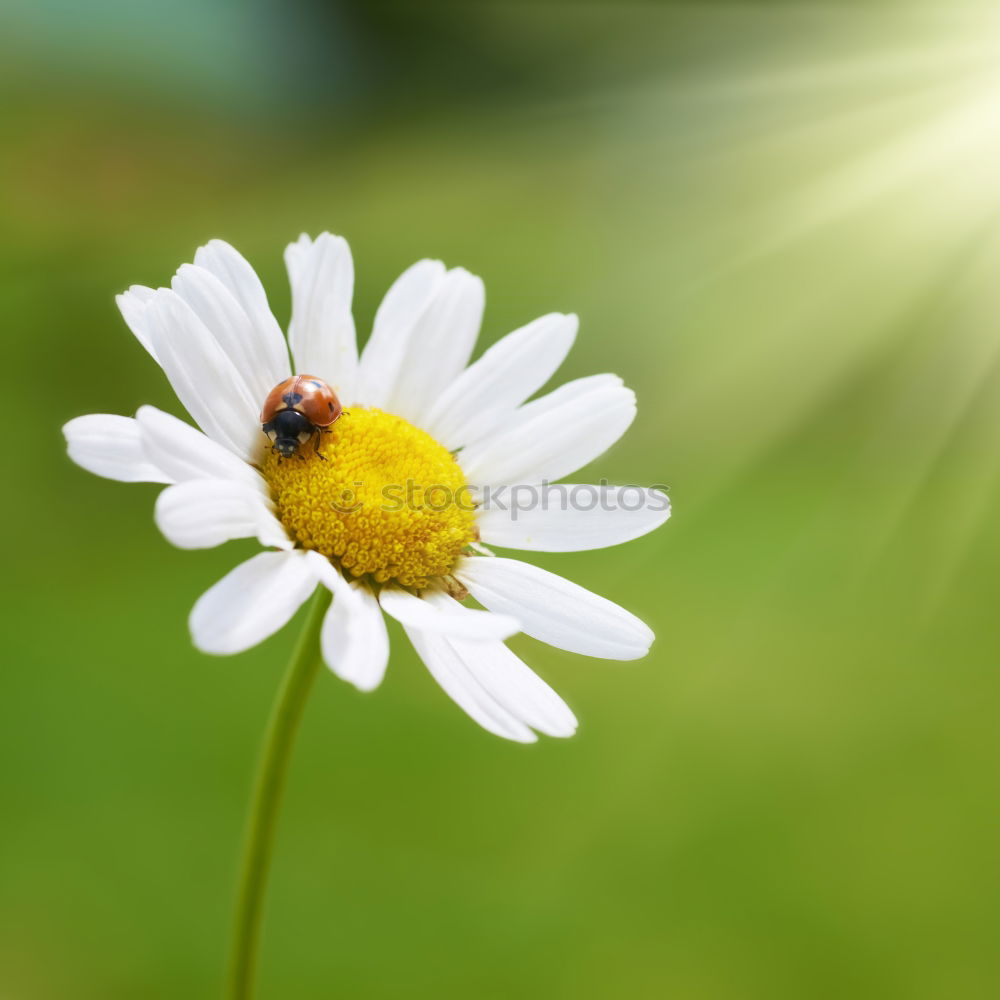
[63,234,670,743]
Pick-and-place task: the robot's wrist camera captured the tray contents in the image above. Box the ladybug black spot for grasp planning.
[282,391,304,406]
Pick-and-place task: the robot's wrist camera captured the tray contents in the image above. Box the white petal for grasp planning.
[285,233,358,401]
[454,556,653,660]
[172,263,289,403]
[309,557,389,692]
[155,479,290,550]
[385,267,485,424]
[355,259,446,406]
[447,636,577,738]
[378,585,519,640]
[144,289,262,462]
[423,313,578,450]
[460,375,636,487]
[192,239,289,384]
[405,628,536,743]
[63,414,172,483]
[189,550,318,655]
[116,286,158,362]
[477,485,671,551]
[135,405,266,493]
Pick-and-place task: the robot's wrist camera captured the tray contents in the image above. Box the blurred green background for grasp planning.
[3,1,1000,997]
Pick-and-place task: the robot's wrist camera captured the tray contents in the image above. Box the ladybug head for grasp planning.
[263,408,313,459]
[273,437,301,459]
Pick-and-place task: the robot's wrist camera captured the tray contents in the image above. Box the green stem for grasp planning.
[227,588,332,1000]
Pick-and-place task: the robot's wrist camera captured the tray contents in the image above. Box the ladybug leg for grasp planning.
[312,429,327,460]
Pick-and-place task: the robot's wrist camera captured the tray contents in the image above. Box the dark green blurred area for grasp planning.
[3,2,1000,997]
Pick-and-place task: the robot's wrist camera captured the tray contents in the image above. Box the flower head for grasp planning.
[63,234,670,742]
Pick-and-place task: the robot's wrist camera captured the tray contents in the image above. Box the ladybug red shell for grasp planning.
[261,374,343,459]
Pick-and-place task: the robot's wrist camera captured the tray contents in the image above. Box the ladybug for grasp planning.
[261,375,342,459]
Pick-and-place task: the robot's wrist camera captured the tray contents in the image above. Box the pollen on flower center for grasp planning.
[261,408,477,588]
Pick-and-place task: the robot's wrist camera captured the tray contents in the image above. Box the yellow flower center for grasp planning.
[261,408,477,588]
